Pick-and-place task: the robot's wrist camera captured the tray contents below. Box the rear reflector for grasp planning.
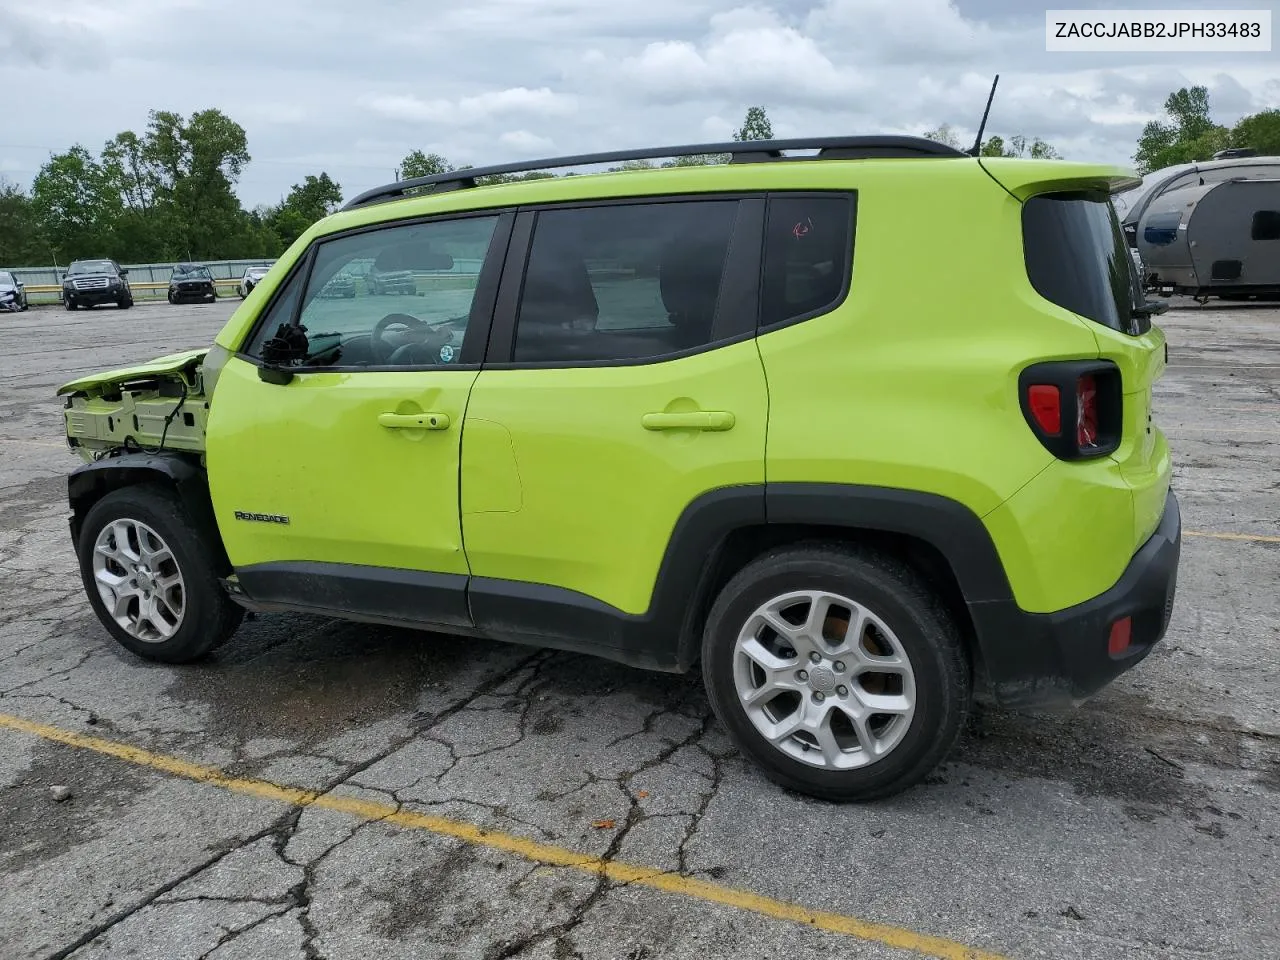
[1108,616,1133,656]
[1027,385,1061,435]
[1077,374,1098,448]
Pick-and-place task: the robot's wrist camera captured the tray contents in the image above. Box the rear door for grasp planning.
[460,196,769,623]
[206,212,512,622]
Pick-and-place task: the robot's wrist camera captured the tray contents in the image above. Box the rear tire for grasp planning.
[76,485,244,663]
[701,543,971,802]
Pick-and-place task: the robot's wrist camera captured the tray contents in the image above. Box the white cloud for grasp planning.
[499,130,555,153]
[364,87,577,125]
[0,0,1270,207]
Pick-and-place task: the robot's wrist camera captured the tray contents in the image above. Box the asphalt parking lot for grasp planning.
[1,297,1278,960]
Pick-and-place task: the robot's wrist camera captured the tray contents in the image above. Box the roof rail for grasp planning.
[341,135,966,211]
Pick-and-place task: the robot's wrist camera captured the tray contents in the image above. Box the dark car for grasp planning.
[169,263,218,304]
[0,271,28,311]
[62,259,133,310]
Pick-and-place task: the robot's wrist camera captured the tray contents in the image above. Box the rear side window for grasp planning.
[760,194,854,329]
[1022,191,1144,335]
[513,200,738,363]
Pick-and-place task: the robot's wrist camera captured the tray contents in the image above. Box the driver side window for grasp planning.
[253,215,500,369]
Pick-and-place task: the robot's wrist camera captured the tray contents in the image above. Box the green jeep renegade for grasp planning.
[58,135,1180,801]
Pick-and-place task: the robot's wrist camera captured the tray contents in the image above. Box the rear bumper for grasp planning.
[970,488,1181,708]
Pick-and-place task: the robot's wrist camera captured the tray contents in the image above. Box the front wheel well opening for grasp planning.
[69,461,231,576]
[688,524,982,682]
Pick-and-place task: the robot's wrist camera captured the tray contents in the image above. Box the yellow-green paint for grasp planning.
[56,348,208,396]
[0,711,1007,960]
[206,356,477,573]
[67,153,1170,619]
[461,339,768,614]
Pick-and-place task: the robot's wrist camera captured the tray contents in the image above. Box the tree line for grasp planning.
[3,95,1275,269]
[0,108,342,269]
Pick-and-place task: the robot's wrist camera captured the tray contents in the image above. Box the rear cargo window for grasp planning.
[1022,191,1144,335]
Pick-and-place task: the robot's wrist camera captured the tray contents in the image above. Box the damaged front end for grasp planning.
[57,349,212,462]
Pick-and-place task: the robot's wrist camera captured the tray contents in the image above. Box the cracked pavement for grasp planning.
[1,299,1279,959]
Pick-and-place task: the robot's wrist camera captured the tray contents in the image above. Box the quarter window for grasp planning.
[760,195,855,328]
[245,216,499,368]
[512,200,738,363]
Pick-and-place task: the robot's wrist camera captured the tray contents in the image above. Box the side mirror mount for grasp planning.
[119,268,129,276]
[258,364,294,385]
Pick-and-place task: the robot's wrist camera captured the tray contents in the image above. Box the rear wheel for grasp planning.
[701,544,971,802]
[77,485,244,663]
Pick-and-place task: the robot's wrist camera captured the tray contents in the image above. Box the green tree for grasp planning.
[980,134,1062,159]
[31,145,122,263]
[1230,109,1280,156]
[0,178,47,266]
[921,124,962,149]
[399,150,453,179]
[266,173,343,248]
[734,105,774,141]
[1135,85,1231,173]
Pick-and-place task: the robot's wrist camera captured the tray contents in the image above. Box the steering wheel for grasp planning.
[370,313,429,364]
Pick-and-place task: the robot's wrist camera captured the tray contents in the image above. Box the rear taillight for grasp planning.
[1018,361,1121,460]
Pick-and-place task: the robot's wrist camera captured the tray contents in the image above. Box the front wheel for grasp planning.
[64,297,76,311]
[701,544,971,802]
[76,485,245,663]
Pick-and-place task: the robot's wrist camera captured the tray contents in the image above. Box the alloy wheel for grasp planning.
[91,518,186,642]
[733,590,916,770]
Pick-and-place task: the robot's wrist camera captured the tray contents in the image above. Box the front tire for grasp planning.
[64,297,76,311]
[701,544,971,802]
[76,485,244,663]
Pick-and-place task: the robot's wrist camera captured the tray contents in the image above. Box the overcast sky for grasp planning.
[1,0,1276,207]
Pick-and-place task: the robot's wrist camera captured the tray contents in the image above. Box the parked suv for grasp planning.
[56,136,1180,801]
[62,259,133,310]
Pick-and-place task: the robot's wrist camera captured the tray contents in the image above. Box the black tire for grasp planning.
[701,543,971,802]
[167,291,176,304]
[76,485,244,663]
[64,297,76,311]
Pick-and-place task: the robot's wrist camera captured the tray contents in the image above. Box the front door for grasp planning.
[206,211,511,622]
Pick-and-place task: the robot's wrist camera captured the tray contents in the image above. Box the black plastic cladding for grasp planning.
[342,136,967,210]
[1017,359,1123,460]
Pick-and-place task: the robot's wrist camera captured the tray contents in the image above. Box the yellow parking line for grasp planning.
[1186,530,1280,544]
[0,711,1003,960]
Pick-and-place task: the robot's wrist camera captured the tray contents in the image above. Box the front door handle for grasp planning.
[641,411,735,431]
[378,412,451,430]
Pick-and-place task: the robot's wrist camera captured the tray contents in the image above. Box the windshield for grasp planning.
[0,272,14,285]
[69,261,115,275]
[174,265,211,279]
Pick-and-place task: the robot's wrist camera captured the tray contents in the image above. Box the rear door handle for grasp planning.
[641,411,735,431]
[378,412,451,430]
